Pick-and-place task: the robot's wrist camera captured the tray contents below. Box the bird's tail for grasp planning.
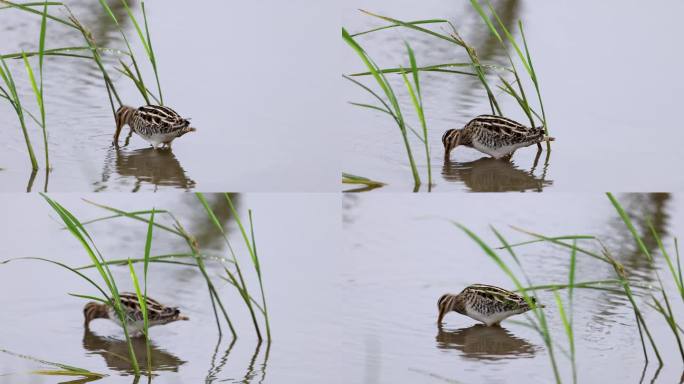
[533,127,555,143]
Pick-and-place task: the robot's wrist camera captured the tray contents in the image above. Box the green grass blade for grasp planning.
[350,18,450,37]
[350,64,476,77]
[606,193,652,261]
[0,257,110,303]
[470,0,502,43]
[452,222,522,288]
[342,173,386,187]
[68,293,107,303]
[358,10,462,46]
[197,193,262,340]
[0,1,76,28]
[342,28,420,186]
[74,253,208,270]
[22,52,48,170]
[82,199,182,236]
[404,42,431,186]
[649,223,684,300]
[0,55,38,170]
[141,2,162,105]
[249,209,270,340]
[128,259,151,373]
[143,209,155,287]
[554,291,575,380]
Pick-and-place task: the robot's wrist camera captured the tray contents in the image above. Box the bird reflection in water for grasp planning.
[96,145,196,192]
[436,325,537,360]
[442,151,552,192]
[82,328,185,374]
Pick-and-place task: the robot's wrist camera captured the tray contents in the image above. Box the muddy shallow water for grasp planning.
[0,0,337,192]
[0,194,341,383]
[342,0,684,192]
[341,193,684,383]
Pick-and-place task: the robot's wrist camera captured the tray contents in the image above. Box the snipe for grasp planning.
[84,292,189,336]
[114,105,196,149]
[442,115,554,160]
[437,284,543,327]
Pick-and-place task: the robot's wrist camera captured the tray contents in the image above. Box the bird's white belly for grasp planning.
[138,132,177,146]
[472,141,526,159]
[107,308,146,335]
[465,307,519,326]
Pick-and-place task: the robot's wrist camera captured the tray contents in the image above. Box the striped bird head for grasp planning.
[442,129,462,160]
[113,105,137,146]
[437,293,465,325]
[83,301,109,327]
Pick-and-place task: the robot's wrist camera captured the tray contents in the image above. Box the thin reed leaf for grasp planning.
[519,21,547,128]
[343,28,420,186]
[68,293,107,303]
[128,260,151,373]
[0,54,38,169]
[0,257,110,302]
[74,253,198,270]
[197,193,262,340]
[141,2,162,104]
[359,10,462,46]
[40,194,139,373]
[0,347,105,379]
[351,18,449,37]
[22,52,49,170]
[37,0,49,170]
[606,193,652,261]
[249,209,270,341]
[343,75,399,125]
[650,223,684,300]
[0,0,76,28]
[82,199,182,236]
[403,42,431,186]
[651,295,684,362]
[554,291,575,381]
[497,235,595,250]
[569,240,577,300]
[342,172,386,187]
[451,222,522,288]
[349,62,477,77]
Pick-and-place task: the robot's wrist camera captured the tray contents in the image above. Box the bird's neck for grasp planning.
[452,294,467,315]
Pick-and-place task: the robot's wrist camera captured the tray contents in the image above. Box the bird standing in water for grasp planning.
[442,115,554,160]
[437,284,543,327]
[84,292,189,336]
[113,105,196,149]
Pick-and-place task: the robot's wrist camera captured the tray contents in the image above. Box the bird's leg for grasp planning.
[123,129,134,147]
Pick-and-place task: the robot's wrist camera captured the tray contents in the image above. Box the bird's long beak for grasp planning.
[179,315,190,321]
[444,134,461,161]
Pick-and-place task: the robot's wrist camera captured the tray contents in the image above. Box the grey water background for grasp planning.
[0,0,338,192]
[0,193,341,383]
[342,0,684,192]
[342,193,684,383]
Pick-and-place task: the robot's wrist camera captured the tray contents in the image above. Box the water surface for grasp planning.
[341,193,684,383]
[0,0,338,192]
[0,193,341,382]
[342,0,684,192]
